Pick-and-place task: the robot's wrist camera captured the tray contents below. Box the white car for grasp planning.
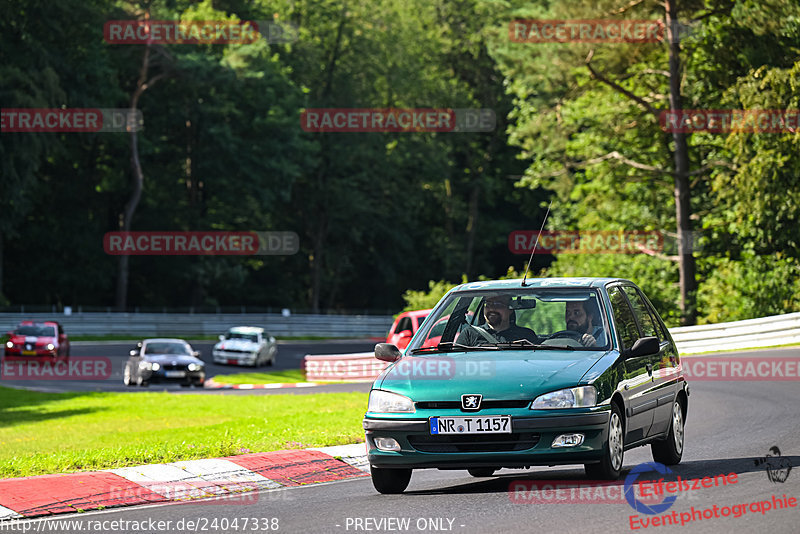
[212,326,277,367]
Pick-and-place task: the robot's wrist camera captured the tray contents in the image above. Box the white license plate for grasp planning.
[165,371,186,378]
[430,416,511,434]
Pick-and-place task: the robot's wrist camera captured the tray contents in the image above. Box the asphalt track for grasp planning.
[0,339,375,395]
[7,347,800,534]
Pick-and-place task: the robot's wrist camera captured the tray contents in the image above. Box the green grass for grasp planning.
[210,369,308,384]
[0,386,367,479]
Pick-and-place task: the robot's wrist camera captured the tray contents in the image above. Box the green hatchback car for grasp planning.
[363,278,689,493]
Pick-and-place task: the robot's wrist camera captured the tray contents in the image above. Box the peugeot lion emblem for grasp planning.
[461,394,482,411]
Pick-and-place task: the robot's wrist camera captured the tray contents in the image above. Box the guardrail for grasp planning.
[670,311,800,355]
[304,312,800,380]
[0,312,393,338]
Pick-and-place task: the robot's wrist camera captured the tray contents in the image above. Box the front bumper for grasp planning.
[364,410,610,469]
[141,369,205,383]
[212,351,257,365]
[3,349,58,359]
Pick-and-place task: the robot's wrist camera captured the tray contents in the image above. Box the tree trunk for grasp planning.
[465,182,479,277]
[666,0,697,325]
[113,16,167,311]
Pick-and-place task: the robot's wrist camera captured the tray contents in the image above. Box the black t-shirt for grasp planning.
[459,323,540,346]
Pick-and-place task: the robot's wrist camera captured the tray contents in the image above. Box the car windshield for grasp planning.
[144,342,191,355]
[15,325,56,337]
[227,333,258,342]
[408,287,610,352]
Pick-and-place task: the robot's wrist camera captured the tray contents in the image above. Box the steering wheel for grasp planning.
[548,330,585,340]
[542,330,585,348]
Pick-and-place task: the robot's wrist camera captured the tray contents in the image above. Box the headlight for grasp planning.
[187,363,203,371]
[139,361,159,371]
[531,386,597,409]
[152,363,160,371]
[5,341,12,349]
[367,390,415,413]
[46,344,55,351]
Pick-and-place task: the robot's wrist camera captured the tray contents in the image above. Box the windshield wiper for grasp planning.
[409,342,498,354]
[494,340,575,350]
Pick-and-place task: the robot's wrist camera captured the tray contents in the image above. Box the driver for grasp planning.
[459,294,539,346]
[565,300,604,347]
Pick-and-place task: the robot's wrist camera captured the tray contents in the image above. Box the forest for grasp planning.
[2,0,799,326]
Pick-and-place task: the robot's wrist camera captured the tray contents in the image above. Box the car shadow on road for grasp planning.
[403,455,799,496]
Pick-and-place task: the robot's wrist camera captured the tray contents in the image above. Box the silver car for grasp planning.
[212,326,277,366]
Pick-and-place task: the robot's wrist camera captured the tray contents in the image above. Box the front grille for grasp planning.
[219,349,250,354]
[408,433,540,452]
[416,400,530,411]
[161,363,188,371]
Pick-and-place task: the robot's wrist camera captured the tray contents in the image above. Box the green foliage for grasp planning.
[697,253,800,324]
[401,277,465,312]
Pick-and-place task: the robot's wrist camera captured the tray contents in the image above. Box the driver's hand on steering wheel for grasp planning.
[580,334,596,347]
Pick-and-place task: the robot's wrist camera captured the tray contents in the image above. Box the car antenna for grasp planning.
[521,199,552,287]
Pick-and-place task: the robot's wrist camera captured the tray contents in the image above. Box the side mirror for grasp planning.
[398,330,412,339]
[375,343,402,362]
[192,351,200,358]
[624,336,660,358]
[218,335,225,341]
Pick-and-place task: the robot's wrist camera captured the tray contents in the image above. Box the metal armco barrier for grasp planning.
[671,311,800,354]
[0,312,393,338]
[304,311,800,381]
[303,352,386,382]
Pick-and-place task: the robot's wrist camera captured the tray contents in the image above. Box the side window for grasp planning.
[622,286,659,339]
[642,295,669,341]
[396,317,413,333]
[608,286,640,350]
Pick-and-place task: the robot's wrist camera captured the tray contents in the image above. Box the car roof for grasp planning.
[450,277,632,291]
[228,326,264,334]
[142,338,190,344]
[18,321,60,327]
[398,309,432,318]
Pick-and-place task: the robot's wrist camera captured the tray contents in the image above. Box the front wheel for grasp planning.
[585,403,624,480]
[651,400,684,465]
[370,466,412,494]
[123,365,135,387]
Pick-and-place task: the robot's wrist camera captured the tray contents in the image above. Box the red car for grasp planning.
[4,321,70,360]
[386,309,431,349]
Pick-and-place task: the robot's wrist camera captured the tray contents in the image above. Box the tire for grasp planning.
[370,466,412,494]
[467,468,496,478]
[123,365,135,387]
[585,403,624,480]
[651,400,684,465]
[136,374,149,387]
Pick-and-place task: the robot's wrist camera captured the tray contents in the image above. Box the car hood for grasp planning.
[375,350,609,401]
[10,335,57,344]
[143,354,202,364]
[214,339,260,351]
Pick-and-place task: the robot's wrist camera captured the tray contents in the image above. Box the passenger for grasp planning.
[565,300,605,347]
[459,294,539,345]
